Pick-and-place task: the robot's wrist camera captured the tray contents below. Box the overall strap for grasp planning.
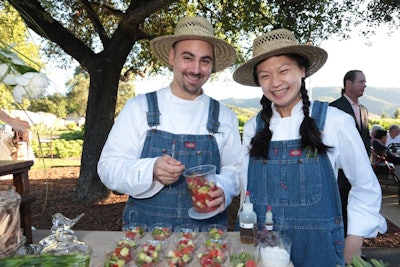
[311,101,328,131]
[145,91,161,127]
[206,98,220,134]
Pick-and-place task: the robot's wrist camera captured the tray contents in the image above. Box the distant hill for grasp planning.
[221,86,400,117]
[222,98,262,111]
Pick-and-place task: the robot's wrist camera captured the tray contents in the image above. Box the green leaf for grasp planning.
[12,63,38,74]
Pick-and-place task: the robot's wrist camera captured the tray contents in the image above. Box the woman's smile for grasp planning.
[271,87,289,98]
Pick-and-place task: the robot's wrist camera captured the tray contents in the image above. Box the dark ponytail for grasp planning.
[249,95,273,158]
[299,80,330,152]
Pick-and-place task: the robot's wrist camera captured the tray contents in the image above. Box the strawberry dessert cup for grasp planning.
[184,165,218,213]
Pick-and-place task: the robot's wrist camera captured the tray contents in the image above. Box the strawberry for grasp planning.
[136,242,163,266]
[197,250,225,267]
[181,231,196,240]
[245,259,257,267]
[230,251,257,267]
[125,226,145,239]
[113,246,131,262]
[186,175,218,213]
[208,228,224,240]
[151,226,171,240]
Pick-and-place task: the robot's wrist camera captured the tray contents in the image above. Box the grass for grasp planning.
[31,158,81,170]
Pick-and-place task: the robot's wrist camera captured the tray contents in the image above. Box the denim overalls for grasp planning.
[248,101,345,267]
[123,91,228,228]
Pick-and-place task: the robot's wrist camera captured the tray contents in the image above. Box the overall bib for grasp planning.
[247,101,345,267]
[123,91,228,228]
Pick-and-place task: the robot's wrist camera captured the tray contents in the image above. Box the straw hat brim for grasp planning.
[233,45,328,87]
[150,35,236,72]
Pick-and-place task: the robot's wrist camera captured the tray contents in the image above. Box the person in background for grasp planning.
[234,29,386,266]
[329,70,371,236]
[98,16,241,228]
[372,129,400,204]
[370,124,384,144]
[386,124,400,150]
[372,129,400,165]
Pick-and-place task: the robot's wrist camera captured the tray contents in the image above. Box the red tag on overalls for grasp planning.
[185,142,196,149]
[289,149,302,157]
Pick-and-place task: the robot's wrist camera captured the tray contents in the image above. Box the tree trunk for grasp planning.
[77,60,120,203]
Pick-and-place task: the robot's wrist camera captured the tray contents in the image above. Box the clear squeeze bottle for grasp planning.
[265,205,273,231]
[239,191,257,244]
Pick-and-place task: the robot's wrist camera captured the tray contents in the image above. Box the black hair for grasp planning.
[341,70,362,95]
[249,54,330,159]
[374,129,387,140]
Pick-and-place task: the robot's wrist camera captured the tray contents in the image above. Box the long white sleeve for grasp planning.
[98,87,241,206]
[241,101,387,238]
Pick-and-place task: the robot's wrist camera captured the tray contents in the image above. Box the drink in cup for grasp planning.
[184,165,217,213]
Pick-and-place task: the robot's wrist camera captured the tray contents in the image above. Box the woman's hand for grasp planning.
[344,235,364,264]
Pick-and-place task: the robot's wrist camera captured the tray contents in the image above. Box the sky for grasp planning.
[202,27,400,100]
[46,26,400,101]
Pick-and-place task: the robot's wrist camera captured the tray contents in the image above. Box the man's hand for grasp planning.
[153,155,185,185]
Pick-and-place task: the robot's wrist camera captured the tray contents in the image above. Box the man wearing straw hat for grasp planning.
[98,17,241,228]
[234,29,386,266]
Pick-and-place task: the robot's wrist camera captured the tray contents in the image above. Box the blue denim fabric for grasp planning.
[248,101,345,267]
[123,92,228,228]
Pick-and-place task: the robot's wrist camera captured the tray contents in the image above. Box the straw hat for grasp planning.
[150,16,236,72]
[233,29,327,86]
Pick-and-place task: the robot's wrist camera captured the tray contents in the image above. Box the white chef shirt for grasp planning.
[241,100,387,238]
[98,86,241,208]
[386,134,400,147]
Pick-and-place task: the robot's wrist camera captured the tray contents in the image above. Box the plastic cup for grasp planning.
[183,165,217,213]
[174,223,200,240]
[229,235,259,266]
[122,222,147,240]
[255,223,281,243]
[259,235,291,267]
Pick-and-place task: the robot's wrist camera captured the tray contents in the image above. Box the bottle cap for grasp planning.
[244,191,251,204]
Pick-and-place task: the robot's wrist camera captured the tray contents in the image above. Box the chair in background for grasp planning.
[371,147,400,188]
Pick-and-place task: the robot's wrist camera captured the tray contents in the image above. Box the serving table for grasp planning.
[32,230,246,267]
[0,160,34,243]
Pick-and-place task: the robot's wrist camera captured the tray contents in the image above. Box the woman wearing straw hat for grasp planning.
[98,17,241,228]
[234,29,387,266]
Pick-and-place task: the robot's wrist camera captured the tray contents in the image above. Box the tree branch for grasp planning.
[89,1,125,18]
[7,0,95,67]
[78,0,110,46]
[121,66,147,82]
[124,0,176,26]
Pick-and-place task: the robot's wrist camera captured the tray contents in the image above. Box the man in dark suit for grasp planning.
[330,70,371,235]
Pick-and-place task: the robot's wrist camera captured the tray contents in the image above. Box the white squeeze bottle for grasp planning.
[239,191,257,244]
[265,205,273,231]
